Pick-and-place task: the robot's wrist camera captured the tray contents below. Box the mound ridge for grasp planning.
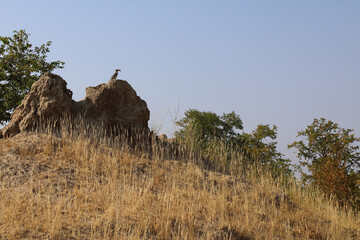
[0,131,359,239]
[1,72,150,138]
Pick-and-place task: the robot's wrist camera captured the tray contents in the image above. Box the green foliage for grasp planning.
[0,30,64,124]
[175,109,243,149]
[241,125,292,177]
[175,109,292,177]
[289,118,360,208]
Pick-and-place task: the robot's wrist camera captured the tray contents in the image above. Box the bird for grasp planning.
[110,69,121,80]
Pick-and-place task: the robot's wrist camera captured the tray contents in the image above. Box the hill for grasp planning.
[0,129,359,239]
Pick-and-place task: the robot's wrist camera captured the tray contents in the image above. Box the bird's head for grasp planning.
[115,69,121,72]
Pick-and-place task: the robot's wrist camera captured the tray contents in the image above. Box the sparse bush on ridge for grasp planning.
[175,109,293,178]
[289,118,360,209]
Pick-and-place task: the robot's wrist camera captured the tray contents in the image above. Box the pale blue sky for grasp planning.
[1,0,360,163]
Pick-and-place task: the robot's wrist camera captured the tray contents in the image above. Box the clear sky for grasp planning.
[1,0,360,164]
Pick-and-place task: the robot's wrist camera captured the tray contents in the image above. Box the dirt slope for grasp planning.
[0,133,359,239]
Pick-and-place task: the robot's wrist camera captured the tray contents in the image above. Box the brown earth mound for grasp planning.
[1,72,150,138]
[72,79,149,130]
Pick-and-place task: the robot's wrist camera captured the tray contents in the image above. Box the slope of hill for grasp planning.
[0,131,359,239]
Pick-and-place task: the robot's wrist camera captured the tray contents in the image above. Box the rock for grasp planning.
[73,79,149,130]
[2,72,73,138]
[1,73,150,138]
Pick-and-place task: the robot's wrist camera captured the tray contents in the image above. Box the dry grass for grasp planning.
[0,128,359,239]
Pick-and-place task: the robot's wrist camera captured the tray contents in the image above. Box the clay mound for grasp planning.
[73,79,149,130]
[2,73,73,138]
[1,73,150,138]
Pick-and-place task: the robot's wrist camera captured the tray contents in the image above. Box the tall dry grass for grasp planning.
[0,120,359,239]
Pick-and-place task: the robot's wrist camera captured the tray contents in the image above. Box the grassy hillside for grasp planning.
[0,124,359,239]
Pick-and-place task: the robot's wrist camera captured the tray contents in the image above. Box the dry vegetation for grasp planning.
[0,124,359,239]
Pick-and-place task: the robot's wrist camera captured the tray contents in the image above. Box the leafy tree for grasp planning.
[242,124,292,177]
[289,118,360,207]
[175,109,292,177]
[175,109,243,149]
[0,30,64,124]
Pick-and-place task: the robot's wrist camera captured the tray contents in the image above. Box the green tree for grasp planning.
[289,118,360,208]
[242,124,292,177]
[175,109,292,177]
[0,30,64,124]
[175,109,243,149]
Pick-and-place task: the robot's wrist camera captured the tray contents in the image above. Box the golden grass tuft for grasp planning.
[0,125,359,239]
